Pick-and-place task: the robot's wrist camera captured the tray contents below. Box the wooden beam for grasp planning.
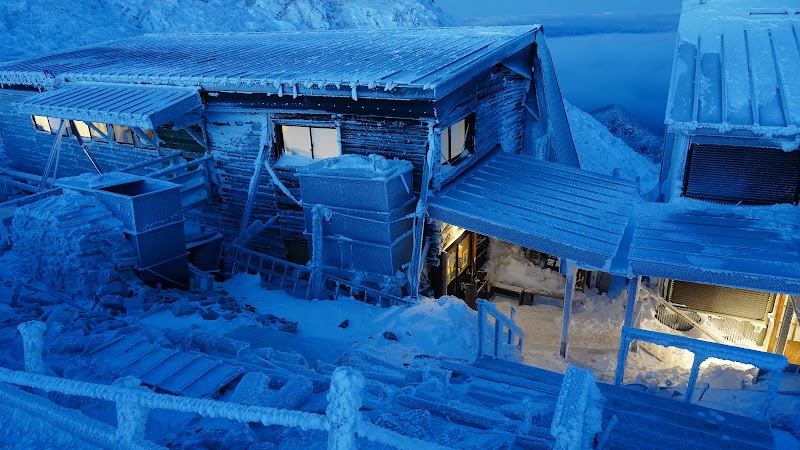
[623,277,640,327]
[559,261,577,358]
[238,115,273,240]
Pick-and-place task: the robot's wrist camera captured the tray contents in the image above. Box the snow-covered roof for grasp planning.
[0,26,540,101]
[628,201,800,294]
[667,0,800,134]
[428,151,640,271]
[15,84,201,129]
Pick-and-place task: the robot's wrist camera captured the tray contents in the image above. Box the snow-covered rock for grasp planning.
[591,104,664,162]
[0,0,454,62]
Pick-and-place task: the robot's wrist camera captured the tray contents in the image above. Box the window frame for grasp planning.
[275,124,342,161]
[440,114,476,165]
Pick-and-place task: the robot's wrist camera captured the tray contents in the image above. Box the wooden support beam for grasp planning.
[238,115,273,241]
[623,277,640,328]
[559,261,577,358]
[132,127,157,148]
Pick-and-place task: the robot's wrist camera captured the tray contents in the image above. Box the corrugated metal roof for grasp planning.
[15,84,202,129]
[667,0,800,133]
[428,151,640,271]
[628,202,800,294]
[0,26,539,100]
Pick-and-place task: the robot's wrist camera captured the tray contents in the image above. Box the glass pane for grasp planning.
[281,125,312,158]
[450,119,467,160]
[311,127,340,159]
[90,123,108,140]
[458,239,470,275]
[440,128,450,164]
[73,121,91,140]
[47,118,68,136]
[32,115,50,132]
[113,124,135,145]
[447,247,457,283]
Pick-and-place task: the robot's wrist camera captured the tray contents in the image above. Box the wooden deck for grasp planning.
[442,356,774,450]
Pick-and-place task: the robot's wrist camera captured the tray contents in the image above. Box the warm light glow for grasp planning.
[90,123,108,140]
[281,125,341,160]
[32,115,50,133]
[113,124,134,145]
[73,121,91,140]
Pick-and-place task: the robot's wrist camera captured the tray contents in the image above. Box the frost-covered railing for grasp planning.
[477,299,525,359]
[550,366,605,450]
[614,326,789,419]
[0,365,450,450]
[224,244,411,306]
[121,153,214,211]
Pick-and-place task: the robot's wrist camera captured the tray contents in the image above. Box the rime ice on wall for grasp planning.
[10,190,137,299]
[550,366,605,450]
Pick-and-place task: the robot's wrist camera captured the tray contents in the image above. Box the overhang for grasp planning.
[15,84,202,129]
[428,151,640,271]
[628,201,800,294]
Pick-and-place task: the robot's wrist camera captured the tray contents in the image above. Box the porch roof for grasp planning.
[627,201,800,294]
[427,151,640,271]
[14,84,202,129]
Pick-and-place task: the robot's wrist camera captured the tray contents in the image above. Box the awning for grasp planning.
[15,84,201,129]
[428,151,640,271]
[628,202,800,295]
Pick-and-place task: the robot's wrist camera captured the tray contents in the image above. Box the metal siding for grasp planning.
[669,280,771,321]
[684,144,800,204]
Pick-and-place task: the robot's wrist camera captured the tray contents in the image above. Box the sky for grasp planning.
[435,0,681,19]
[435,0,682,132]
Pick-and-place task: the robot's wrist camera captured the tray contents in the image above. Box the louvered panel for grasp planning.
[684,144,800,204]
[668,280,772,321]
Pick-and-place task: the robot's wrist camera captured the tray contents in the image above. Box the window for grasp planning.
[32,115,50,133]
[72,121,92,140]
[440,115,474,165]
[112,124,135,145]
[90,123,108,141]
[279,125,341,160]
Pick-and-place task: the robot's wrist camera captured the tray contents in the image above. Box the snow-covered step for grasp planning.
[139,353,199,386]
[159,358,219,394]
[90,335,148,361]
[181,363,244,398]
[119,347,178,377]
[105,341,158,372]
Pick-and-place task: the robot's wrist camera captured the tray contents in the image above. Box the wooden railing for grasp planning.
[614,325,788,419]
[121,153,214,211]
[477,299,525,359]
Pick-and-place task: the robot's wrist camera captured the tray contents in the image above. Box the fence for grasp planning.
[477,299,525,359]
[224,244,411,307]
[7,321,449,450]
[614,325,789,419]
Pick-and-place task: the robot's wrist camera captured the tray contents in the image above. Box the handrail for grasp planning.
[477,299,525,359]
[321,273,411,306]
[120,153,181,174]
[149,155,213,179]
[614,325,788,419]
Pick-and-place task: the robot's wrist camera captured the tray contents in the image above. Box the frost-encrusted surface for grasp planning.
[550,366,604,450]
[667,0,800,133]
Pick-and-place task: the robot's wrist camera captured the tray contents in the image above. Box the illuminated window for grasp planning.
[279,125,341,160]
[112,124,135,145]
[46,118,70,136]
[90,123,108,141]
[32,115,51,133]
[440,115,475,165]
[73,121,92,140]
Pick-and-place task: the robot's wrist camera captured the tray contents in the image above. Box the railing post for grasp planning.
[477,300,486,358]
[685,353,703,402]
[613,333,630,386]
[17,321,46,374]
[113,376,150,441]
[494,320,501,358]
[623,277,640,327]
[560,262,577,358]
[326,367,365,450]
[310,205,326,300]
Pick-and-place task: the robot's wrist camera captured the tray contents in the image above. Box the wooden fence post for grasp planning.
[326,367,365,450]
[17,321,46,374]
[113,376,150,441]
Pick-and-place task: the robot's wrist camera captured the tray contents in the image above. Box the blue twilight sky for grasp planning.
[435,0,683,132]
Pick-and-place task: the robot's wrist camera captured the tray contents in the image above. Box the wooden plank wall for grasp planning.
[0,89,158,177]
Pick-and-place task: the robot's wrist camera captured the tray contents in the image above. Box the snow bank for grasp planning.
[483,239,565,294]
[565,100,660,197]
[301,154,413,180]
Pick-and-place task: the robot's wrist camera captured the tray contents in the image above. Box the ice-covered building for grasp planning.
[0,26,579,296]
[651,0,800,365]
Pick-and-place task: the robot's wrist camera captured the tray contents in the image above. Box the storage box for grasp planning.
[316,231,413,277]
[95,178,183,233]
[303,197,416,245]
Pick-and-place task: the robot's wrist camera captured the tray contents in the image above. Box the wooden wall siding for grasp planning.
[435,66,528,188]
[0,89,157,178]
[201,110,285,256]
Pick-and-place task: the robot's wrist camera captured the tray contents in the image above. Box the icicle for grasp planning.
[350,82,358,101]
[384,82,397,91]
[292,83,298,99]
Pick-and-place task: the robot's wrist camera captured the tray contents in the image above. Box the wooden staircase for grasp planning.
[120,153,214,212]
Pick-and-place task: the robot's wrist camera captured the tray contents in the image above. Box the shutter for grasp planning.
[684,144,800,204]
[668,281,772,321]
